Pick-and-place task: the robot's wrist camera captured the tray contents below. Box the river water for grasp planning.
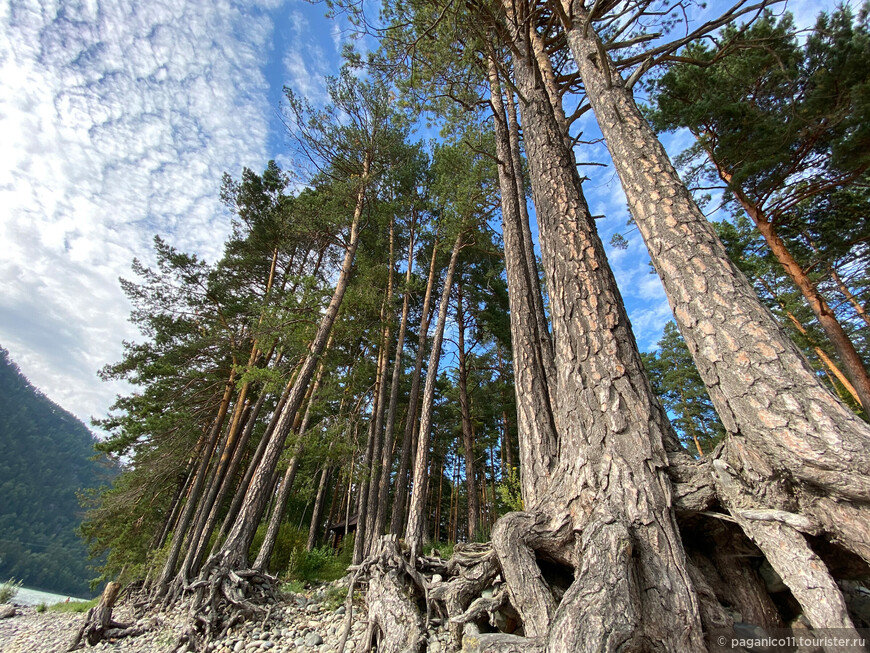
[10,586,90,607]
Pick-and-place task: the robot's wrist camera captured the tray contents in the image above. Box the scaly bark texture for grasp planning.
[563,11,870,579]
[456,283,480,540]
[487,56,557,510]
[481,9,708,648]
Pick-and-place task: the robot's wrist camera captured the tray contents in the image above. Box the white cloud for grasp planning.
[0,0,278,430]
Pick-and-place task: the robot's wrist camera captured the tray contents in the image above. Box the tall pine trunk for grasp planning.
[405,231,464,557]
[390,239,440,534]
[372,215,417,542]
[456,283,479,540]
[562,9,870,631]
[486,56,558,509]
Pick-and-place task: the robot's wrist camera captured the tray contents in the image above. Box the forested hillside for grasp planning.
[0,347,113,597]
[80,2,870,651]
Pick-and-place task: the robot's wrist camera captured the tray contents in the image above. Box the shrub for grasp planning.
[249,523,307,574]
[287,545,348,583]
[36,603,47,613]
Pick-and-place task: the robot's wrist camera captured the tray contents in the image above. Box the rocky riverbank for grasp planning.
[0,581,415,653]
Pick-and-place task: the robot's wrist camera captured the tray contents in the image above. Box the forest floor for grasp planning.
[0,580,411,653]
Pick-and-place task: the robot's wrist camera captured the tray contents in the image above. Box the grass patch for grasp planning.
[48,598,98,613]
[280,580,305,595]
[0,578,22,604]
[323,584,347,611]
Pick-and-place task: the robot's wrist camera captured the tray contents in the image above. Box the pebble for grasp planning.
[0,587,365,653]
[0,575,457,653]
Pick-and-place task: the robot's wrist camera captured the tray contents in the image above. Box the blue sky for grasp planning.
[0,0,839,430]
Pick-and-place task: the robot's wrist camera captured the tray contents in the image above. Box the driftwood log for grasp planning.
[67,581,142,650]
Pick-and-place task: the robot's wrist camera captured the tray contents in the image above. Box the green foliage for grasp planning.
[647,4,870,419]
[496,467,524,512]
[642,323,727,455]
[0,349,114,598]
[35,602,46,613]
[250,523,308,576]
[287,546,348,583]
[426,542,455,559]
[0,578,21,604]
[280,580,306,595]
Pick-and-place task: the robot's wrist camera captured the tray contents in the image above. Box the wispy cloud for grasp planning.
[0,0,277,428]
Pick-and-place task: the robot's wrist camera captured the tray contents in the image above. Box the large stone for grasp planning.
[304,632,323,647]
[0,605,16,619]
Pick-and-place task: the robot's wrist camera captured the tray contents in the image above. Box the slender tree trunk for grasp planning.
[307,464,332,551]
[354,326,390,564]
[487,56,558,509]
[253,337,333,571]
[405,230,464,558]
[829,265,870,329]
[215,373,296,546]
[324,468,342,545]
[361,220,396,558]
[563,10,870,580]
[456,283,479,541]
[192,369,279,566]
[156,368,236,594]
[714,164,870,411]
[153,453,198,552]
[390,239,440,534]
[756,273,862,406]
[208,159,368,573]
[373,215,417,543]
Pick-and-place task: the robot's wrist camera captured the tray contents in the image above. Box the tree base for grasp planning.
[67,582,145,651]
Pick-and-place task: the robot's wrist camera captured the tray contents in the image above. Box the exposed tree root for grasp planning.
[67,582,146,651]
[165,552,281,652]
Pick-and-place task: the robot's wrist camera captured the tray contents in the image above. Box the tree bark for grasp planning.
[253,337,333,572]
[307,465,332,551]
[487,56,558,510]
[391,239,440,534]
[361,221,396,559]
[490,10,707,648]
[215,373,295,546]
[562,11,870,577]
[456,283,480,541]
[405,231,464,558]
[373,215,417,545]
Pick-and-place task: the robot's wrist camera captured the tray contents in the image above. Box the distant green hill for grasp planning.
[0,347,115,598]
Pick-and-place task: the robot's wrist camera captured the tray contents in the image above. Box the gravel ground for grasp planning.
[0,586,407,653]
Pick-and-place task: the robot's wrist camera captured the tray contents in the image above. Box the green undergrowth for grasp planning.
[426,541,455,559]
[48,597,98,613]
[249,524,352,585]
